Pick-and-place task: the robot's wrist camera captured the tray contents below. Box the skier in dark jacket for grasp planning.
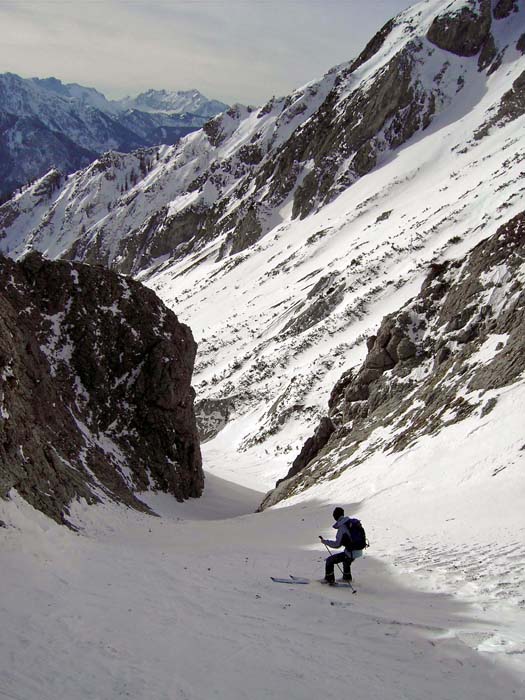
[319,507,354,584]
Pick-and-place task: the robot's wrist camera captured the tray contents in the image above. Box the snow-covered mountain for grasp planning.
[0,73,228,199]
[30,76,122,114]
[2,0,523,471]
[118,88,228,117]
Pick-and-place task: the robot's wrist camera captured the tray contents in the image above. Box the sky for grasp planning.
[1,0,419,105]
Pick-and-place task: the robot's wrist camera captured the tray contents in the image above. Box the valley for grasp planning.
[0,1,524,697]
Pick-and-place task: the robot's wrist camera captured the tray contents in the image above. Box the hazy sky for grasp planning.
[1,0,419,105]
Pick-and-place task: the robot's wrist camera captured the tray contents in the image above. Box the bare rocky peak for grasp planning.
[0,253,203,524]
[261,210,525,508]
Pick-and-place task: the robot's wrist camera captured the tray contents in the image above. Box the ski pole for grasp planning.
[320,539,355,592]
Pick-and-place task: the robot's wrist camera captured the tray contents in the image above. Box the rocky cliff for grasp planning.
[261,210,525,507]
[0,253,203,524]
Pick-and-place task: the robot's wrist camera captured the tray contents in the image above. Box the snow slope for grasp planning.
[0,463,524,700]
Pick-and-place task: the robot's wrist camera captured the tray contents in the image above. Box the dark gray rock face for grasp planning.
[277,417,335,486]
[0,253,203,524]
[493,0,518,20]
[261,211,525,508]
[194,396,238,442]
[281,43,432,223]
[427,1,492,57]
[281,274,346,337]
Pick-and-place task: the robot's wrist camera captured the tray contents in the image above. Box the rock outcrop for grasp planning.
[475,69,525,138]
[0,253,203,524]
[194,396,238,442]
[261,211,525,508]
[493,0,518,20]
[274,416,335,489]
[427,0,492,57]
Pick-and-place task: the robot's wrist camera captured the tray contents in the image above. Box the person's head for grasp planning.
[332,507,344,521]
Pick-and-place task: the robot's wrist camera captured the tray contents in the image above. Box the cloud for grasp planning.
[1,0,418,104]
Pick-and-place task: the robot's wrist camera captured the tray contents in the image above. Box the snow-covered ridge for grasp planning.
[2,1,524,271]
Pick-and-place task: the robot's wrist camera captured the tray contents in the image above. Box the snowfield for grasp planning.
[1,379,524,700]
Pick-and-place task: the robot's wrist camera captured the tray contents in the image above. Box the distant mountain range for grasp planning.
[0,73,228,200]
[118,88,229,117]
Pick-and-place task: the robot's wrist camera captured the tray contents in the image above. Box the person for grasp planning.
[319,507,354,584]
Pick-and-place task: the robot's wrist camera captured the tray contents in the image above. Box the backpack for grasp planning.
[342,518,368,551]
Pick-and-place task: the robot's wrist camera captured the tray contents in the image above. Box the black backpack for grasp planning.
[342,518,368,551]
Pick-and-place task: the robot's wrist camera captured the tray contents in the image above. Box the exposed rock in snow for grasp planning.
[475,68,525,138]
[273,415,335,490]
[426,0,492,58]
[0,252,203,523]
[493,0,519,20]
[195,395,239,442]
[262,210,525,507]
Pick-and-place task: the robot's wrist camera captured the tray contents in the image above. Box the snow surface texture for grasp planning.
[0,469,524,700]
